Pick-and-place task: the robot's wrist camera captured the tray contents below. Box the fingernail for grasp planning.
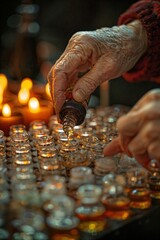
[74,89,85,102]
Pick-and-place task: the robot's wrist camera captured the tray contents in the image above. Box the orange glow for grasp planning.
[2,104,11,117]
[0,73,8,91]
[0,95,3,105]
[18,88,30,105]
[28,97,40,113]
[45,82,51,99]
[0,86,3,104]
[21,78,33,90]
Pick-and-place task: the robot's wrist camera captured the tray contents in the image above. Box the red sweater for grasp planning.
[118,0,160,83]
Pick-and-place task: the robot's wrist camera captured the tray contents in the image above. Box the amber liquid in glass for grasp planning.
[102,196,132,220]
[129,188,151,209]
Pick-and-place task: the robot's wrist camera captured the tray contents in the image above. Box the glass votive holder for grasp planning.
[11,143,31,156]
[95,126,109,143]
[81,135,104,159]
[59,137,79,151]
[51,124,65,142]
[125,167,149,193]
[148,159,160,199]
[9,165,34,178]
[94,157,117,184]
[75,184,105,221]
[61,149,92,169]
[9,131,30,145]
[46,195,79,230]
[32,128,50,141]
[126,167,151,209]
[35,135,55,152]
[29,120,47,131]
[11,206,46,237]
[41,175,67,213]
[68,166,95,199]
[101,173,131,220]
[13,153,32,166]
[0,129,6,146]
[9,124,26,136]
[40,156,65,177]
[12,182,41,207]
[38,145,58,159]
[76,127,93,143]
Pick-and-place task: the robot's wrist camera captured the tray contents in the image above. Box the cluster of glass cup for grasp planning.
[0,130,10,239]
[0,104,160,239]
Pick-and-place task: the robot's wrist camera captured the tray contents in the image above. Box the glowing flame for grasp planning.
[18,88,30,105]
[21,78,33,90]
[0,73,8,91]
[0,95,3,105]
[2,104,11,117]
[0,86,3,104]
[28,97,40,113]
[45,82,51,99]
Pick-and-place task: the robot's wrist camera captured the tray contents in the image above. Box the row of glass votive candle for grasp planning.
[0,104,160,239]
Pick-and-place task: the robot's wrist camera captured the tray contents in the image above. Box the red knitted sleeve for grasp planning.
[118,0,160,83]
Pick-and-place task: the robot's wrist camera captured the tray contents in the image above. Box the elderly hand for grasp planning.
[48,20,147,118]
[103,89,160,169]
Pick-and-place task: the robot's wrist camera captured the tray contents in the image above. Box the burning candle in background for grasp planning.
[45,82,52,100]
[0,74,7,105]
[21,77,33,90]
[0,103,24,136]
[0,73,17,105]
[2,103,11,116]
[20,97,53,128]
[29,97,40,113]
[18,88,30,105]
[0,86,3,110]
[0,73,8,92]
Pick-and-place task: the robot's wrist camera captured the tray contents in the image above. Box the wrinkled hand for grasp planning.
[48,20,147,118]
[103,89,160,169]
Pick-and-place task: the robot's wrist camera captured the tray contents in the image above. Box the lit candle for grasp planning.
[45,82,52,100]
[0,73,17,105]
[20,97,53,128]
[21,77,33,90]
[0,104,24,136]
[18,88,30,105]
[0,73,8,91]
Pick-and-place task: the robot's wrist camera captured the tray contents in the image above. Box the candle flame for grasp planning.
[2,103,11,117]
[18,88,30,105]
[45,82,51,99]
[21,78,33,90]
[28,97,40,113]
[0,73,8,91]
[0,86,3,104]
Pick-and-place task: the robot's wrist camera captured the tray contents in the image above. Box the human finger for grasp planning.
[148,140,160,163]
[134,153,151,169]
[131,88,160,112]
[103,137,123,156]
[128,120,160,155]
[48,51,92,115]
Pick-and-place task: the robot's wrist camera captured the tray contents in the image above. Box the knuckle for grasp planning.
[148,142,160,157]
[145,89,160,100]
[145,121,160,139]
[84,76,98,92]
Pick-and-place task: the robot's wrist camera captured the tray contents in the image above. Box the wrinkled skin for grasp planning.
[103,89,160,169]
[48,20,147,120]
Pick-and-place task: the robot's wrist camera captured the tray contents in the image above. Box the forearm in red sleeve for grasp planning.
[118,0,160,83]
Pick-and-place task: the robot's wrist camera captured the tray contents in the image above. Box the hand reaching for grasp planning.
[48,20,147,118]
[103,89,160,169]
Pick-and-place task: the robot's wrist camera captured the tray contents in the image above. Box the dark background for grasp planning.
[1,0,159,107]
